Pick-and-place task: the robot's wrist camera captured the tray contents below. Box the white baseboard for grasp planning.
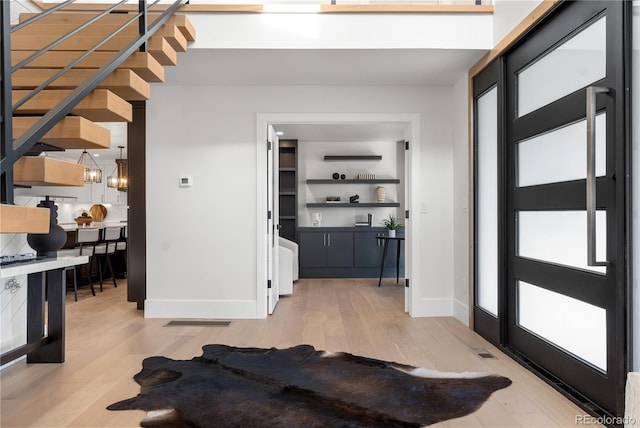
[144,299,261,319]
[410,298,453,317]
[453,298,469,326]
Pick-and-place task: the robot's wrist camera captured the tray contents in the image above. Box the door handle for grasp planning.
[323,233,326,246]
[327,233,331,246]
[586,85,609,267]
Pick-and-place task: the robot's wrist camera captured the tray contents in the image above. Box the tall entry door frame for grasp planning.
[472,0,630,418]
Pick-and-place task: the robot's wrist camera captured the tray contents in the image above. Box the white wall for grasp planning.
[452,74,470,326]
[145,84,455,319]
[492,0,543,44]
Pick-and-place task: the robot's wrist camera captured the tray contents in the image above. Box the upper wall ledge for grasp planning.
[33,1,494,14]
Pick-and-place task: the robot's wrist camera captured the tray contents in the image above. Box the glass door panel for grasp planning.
[476,87,499,316]
[517,113,606,187]
[517,15,607,117]
[517,210,607,274]
[517,280,607,371]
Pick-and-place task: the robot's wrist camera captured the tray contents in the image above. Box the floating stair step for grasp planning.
[18,12,196,42]
[11,31,178,66]
[14,156,84,187]
[13,116,111,150]
[13,89,132,122]
[12,51,164,83]
[0,204,50,234]
[12,69,150,101]
[14,22,187,53]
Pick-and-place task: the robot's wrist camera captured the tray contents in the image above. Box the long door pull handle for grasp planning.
[586,86,609,267]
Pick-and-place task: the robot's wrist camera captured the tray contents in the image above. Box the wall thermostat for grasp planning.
[179,175,193,187]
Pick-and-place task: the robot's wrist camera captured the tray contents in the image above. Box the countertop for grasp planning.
[297,226,402,232]
[0,255,89,278]
[59,221,127,231]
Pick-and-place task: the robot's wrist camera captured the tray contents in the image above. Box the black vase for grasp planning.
[27,197,66,258]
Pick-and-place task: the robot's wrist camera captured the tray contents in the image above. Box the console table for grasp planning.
[0,256,88,365]
[378,236,405,287]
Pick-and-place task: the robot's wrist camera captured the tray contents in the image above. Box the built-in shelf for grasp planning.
[323,155,382,161]
[279,167,296,172]
[280,215,296,220]
[307,203,400,208]
[307,179,400,184]
[279,190,296,195]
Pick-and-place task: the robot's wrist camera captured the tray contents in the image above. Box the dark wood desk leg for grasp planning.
[378,239,389,287]
[28,269,65,363]
[396,240,401,284]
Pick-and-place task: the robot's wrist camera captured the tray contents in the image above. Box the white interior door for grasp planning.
[267,125,280,314]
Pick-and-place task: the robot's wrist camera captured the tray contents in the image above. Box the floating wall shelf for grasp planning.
[307,203,400,208]
[307,179,400,184]
[323,155,382,161]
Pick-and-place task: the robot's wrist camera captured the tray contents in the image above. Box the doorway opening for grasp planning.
[256,113,421,318]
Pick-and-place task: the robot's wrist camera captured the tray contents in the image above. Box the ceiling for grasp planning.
[53,47,485,161]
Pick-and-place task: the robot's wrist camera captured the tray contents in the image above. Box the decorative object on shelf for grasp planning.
[332,173,339,180]
[349,194,360,203]
[77,150,102,183]
[27,196,66,258]
[107,146,128,192]
[75,210,93,226]
[357,173,376,180]
[326,196,341,203]
[382,214,402,238]
[340,174,346,180]
[375,186,386,203]
[313,213,322,227]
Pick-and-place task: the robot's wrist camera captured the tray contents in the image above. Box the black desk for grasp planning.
[377,236,404,287]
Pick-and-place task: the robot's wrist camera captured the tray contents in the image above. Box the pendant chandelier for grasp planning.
[107,146,128,192]
[77,150,102,183]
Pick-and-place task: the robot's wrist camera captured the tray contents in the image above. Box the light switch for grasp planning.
[420,200,428,213]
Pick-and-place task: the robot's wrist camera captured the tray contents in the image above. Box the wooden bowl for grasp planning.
[75,217,93,226]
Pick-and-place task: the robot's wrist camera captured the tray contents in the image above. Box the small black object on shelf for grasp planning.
[349,195,360,203]
[332,173,339,180]
[341,174,346,179]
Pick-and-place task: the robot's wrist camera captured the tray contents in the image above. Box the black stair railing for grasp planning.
[0,0,187,205]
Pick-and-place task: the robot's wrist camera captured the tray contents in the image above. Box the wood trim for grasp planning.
[0,204,50,234]
[469,0,562,78]
[13,157,84,187]
[31,1,493,14]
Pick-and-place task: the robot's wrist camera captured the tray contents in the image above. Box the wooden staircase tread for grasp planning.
[12,51,165,83]
[12,69,150,101]
[13,89,132,122]
[14,116,111,150]
[14,156,85,187]
[12,33,178,66]
[0,205,50,234]
[18,12,196,41]
[13,22,187,53]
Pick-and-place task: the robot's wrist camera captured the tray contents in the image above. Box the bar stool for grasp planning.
[115,225,127,275]
[59,227,99,301]
[94,227,121,291]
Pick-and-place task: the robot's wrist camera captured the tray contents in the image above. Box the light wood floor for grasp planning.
[0,278,598,427]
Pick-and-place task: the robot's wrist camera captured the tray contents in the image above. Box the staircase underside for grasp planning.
[2,9,195,233]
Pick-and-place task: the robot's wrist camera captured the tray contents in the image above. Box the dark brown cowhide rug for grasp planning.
[108,344,511,427]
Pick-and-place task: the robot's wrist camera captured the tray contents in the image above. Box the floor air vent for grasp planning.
[165,320,232,327]
[472,348,497,359]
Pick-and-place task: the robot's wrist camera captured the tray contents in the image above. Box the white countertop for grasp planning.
[60,222,127,231]
[0,256,89,278]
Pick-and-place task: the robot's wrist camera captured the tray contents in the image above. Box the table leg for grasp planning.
[378,239,389,287]
[27,269,65,363]
[396,240,401,284]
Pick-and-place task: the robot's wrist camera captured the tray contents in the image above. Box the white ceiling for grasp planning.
[54,47,484,161]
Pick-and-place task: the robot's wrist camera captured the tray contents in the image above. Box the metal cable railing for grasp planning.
[0,0,187,204]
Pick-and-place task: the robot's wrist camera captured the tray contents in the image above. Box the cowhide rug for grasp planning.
[108,344,511,427]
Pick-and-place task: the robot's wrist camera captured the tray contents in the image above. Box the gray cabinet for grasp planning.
[299,228,404,278]
[299,231,353,269]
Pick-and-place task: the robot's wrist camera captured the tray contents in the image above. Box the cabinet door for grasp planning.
[354,231,385,268]
[325,232,354,268]
[299,232,327,268]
